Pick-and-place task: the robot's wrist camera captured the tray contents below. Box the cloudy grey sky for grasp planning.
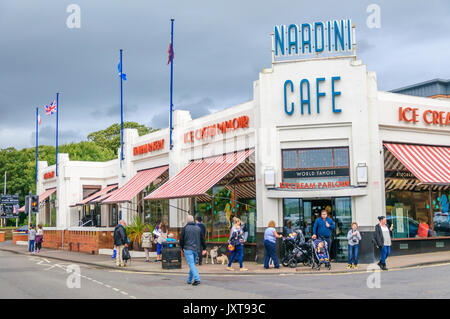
[0,0,449,149]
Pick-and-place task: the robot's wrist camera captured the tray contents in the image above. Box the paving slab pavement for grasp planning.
[2,241,450,276]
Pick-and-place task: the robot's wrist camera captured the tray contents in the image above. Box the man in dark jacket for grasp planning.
[312,210,336,256]
[180,215,206,285]
[114,220,128,267]
[195,216,207,265]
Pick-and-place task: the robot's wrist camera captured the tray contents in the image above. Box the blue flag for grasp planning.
[118,62,127,81]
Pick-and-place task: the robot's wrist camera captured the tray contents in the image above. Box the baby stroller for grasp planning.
[311,238,331,270]
[281,230,312,268]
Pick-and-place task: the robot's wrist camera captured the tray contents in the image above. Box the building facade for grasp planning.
[35,21,450,263]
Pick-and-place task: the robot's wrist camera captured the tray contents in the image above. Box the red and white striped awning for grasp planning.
[384,143,450,184]
[39,188,57,202]
[103,166,168,203]
[92,188,119,203]
[145,149,254,200]
[75,184,118,206]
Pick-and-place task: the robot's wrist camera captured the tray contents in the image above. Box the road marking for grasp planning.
[20,251,135,299]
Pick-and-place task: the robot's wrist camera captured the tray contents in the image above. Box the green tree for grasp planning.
[0,142,115,208]
[0,122,154,225]
[87,122,158,155]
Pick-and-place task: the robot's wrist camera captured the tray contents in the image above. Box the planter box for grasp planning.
[42,229,115,254]
[0,232,5,242]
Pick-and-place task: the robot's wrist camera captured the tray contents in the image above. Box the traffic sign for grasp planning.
[1,195,20,219]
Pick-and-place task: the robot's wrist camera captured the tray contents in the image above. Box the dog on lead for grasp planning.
[216,254,229,265]
[205,246,219,264]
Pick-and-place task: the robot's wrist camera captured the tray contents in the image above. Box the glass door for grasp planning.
[333,197,352,262]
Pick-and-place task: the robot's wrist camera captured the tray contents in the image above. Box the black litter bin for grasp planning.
[161,241,181,269]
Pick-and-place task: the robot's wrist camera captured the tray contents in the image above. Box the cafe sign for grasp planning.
[44,171,55,180]
[184,115,249,143]
[280,180,350,190]
[133,139,165,156]
[274,19,355,60]
[281,168,350,190]
[398,106,450,126]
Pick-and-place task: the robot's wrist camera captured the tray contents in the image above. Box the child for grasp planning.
[28,225,36,254]
[288,231,297,240]
[317,241,328,262]
[347,222,362,269]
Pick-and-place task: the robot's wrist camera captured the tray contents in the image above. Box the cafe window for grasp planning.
[141,184,169,228]
[144,199,169,227]
[282,150,298,169]
[333,148,349,167]
[299,148,333,168]
[193,187,257,243]
[386,190,450,239]
[282,147,350,187]
[45,193,57,227]
[109,204,118,227]
[283,147,349,170]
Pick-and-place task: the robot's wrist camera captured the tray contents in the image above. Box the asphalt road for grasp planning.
[1,249,449,299]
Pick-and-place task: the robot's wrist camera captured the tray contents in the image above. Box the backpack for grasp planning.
[229,228,244,247]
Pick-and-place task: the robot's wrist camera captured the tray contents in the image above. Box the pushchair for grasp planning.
[311,238,331,270]
[281,230,312,268]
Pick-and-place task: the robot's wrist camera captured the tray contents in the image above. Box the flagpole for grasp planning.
[120,49,124,164]
[170,19,174,150]
[56,93,59,176]
[35,107,39,187]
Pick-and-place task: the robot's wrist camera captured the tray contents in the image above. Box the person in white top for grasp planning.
[373,216,394,270]
[153,222,167,262]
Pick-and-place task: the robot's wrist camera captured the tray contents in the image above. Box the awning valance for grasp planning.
[384,143,450,185]
[145,149,254,200]
[39,188,57,202]
[103,166,168,204]
[75,184,118,206]
[19,188,57,211]
[92,188,119,203]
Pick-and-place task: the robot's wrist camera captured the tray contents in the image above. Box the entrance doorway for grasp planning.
[283,197,352,261]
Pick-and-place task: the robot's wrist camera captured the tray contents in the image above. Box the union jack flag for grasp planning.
[45,100,57,115]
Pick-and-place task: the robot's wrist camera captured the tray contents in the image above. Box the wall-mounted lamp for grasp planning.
[264,168,275,187]
[356,162,368,185]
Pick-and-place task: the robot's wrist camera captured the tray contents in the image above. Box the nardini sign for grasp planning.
[273,19,355,60]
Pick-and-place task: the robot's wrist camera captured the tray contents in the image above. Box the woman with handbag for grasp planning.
[264,220,282,269]
[153,222,167,262]
[226,218,248,271]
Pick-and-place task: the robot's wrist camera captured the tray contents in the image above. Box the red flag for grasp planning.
[167,43,174,64]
